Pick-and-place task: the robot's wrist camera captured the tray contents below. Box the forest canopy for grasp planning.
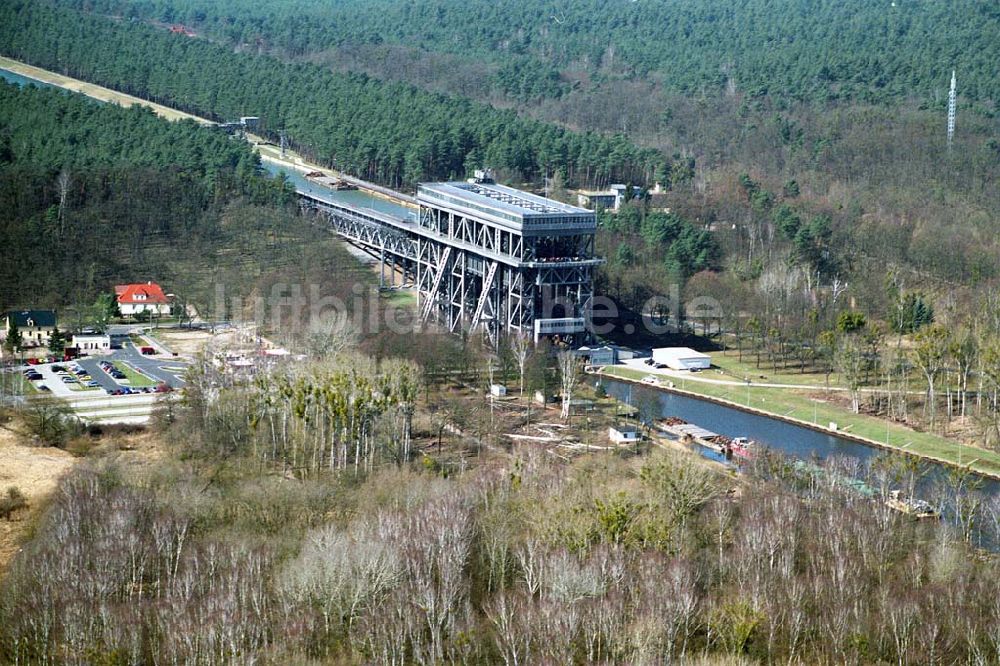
[0,80,297,310]
[0,2,663,188]
[46,0,1000,106]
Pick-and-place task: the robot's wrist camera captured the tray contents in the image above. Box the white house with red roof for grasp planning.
[115,281,172,317]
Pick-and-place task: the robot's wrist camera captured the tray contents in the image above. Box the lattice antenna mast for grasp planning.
[947,70,957,150]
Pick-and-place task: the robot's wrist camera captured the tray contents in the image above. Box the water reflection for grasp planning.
[1,68,55,89]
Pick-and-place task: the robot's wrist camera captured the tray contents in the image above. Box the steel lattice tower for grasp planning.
[947,70,957,150]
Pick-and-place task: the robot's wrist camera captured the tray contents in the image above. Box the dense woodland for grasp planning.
[47,0,1000,105]
[0,79,358,317]
[0,2,662,189]
[7,2,997,287]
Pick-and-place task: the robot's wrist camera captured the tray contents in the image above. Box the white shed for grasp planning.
[72,334,111,354]
[651,347,711,371]
[490,384,507,397]
[609,424,640,444]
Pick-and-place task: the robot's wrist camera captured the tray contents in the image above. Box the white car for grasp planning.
[641,375,660,385]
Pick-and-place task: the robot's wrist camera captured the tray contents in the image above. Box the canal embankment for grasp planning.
[600,365,1000,480]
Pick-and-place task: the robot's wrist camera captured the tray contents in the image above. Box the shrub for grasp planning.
[0,486,27,520]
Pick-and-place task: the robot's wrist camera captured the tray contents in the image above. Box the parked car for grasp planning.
[140,346,156,355]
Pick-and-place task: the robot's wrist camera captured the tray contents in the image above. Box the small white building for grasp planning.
[609,424,640,445]
[576,184,628,211]
[72,334,111,354]
[651,347,711,371]
[490,384,507,397]
[576,345,617,366]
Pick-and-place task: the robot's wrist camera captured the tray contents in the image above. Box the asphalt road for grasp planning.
[119,343,187,388]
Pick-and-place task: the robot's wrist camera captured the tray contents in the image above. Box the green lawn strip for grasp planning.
[381,289,417,308]
[709,351,839,388]
[12,374,37,394]
[602,365,1000,478]
[113,362,156,387]
[710,347,931,394]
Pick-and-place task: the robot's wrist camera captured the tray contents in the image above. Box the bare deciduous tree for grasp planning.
[557,350,580,420]
[56,168,71,236]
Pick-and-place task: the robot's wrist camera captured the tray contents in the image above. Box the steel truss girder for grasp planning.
[470,261,498,330]
[302,199,417,263]
[420,247,452,322]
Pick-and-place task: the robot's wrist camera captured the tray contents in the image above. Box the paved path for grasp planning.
[119,343,187,387]
[67,393,178,425]
[31,364,79,397]
[0,56,214,124]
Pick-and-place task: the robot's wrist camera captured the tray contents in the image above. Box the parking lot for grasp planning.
[17,342,188,397]
[11,345,189,425]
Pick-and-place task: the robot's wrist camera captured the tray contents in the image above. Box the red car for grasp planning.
[140,346,156,355]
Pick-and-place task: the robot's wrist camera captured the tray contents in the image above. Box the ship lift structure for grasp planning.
[299,170,602,346]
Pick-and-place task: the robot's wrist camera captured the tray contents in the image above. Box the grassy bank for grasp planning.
[602,365,1000,478]
[710,349,840,388]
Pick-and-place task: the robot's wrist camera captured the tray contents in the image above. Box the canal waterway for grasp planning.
[261,161,418,222]
[0,68,54,89]
[602,377,1000,539]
